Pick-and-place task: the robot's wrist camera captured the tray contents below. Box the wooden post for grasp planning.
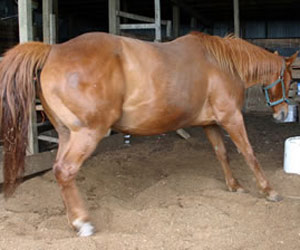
[18,0,33,42]
[43,0,54,44]
[166,20,172,38]
[109,0,120,34]
[172,5,180,38]
[233,0,240,37]
[49,13,56,44]
[154,0,161,42]
[18,0,38,154]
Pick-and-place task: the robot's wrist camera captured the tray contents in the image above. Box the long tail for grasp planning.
[0,42,51,197]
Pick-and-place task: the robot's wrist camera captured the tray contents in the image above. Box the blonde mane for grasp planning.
[191,32,282,83]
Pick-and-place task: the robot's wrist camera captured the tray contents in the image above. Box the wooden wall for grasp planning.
[0,19,18,55]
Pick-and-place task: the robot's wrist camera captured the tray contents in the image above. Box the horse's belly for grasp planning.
[113,107,192,135]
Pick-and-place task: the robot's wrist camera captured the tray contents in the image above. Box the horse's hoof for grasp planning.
[266,191,283,202]
[72,219,94,237]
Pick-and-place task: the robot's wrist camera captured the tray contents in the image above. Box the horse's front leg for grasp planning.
[54,128,105,236]
[220,111,282,202]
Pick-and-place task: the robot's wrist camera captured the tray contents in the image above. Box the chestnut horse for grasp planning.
[0,32,297,236]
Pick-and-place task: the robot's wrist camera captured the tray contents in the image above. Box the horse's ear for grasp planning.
[274,50,279,55]
[286,51,299,67]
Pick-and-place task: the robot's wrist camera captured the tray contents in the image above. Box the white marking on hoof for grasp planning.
[72,219,94,237]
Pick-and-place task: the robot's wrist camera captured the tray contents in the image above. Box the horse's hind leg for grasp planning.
[221,111,281,202]
[203,124,245,193]
[55,123,70,161]
[54,127,106,236]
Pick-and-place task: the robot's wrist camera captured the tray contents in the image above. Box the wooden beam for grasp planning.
[43,0,52,43]
[233,0,240,37]
[117,10,169,26]
[120,23,156,30]
[18,0,33,42]
[49,13,56,44]
[248,38,300,49]
[176,128,191,140]
[38,135,59,143]
[109,0,120,34]
[43,0,56,44]
[18,0,38,155]
[166,20,172,38]
[154,0,161,42]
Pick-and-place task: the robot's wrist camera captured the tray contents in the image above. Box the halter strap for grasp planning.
[263,60,290,107]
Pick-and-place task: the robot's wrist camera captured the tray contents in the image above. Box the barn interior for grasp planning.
[1,2,300,248]
[0,0,300,163]
[2,1,300,49]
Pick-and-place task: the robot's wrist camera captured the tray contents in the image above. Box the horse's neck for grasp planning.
[244,79,261,89]
[241,59,282,89]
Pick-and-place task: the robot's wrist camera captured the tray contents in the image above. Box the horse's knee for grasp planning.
[53,161,77,184]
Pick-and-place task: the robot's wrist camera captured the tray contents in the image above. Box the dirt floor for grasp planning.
[0,113,300,250]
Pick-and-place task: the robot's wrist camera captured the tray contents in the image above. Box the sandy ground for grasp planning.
[0,113,300,250]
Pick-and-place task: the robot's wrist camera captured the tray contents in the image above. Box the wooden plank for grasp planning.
[117,10,169,26]
[292,58,300,79]
[0,149,57,184]
[292,70,300,79]
[38,135,59,143]
[248,38,300,49]
[176,129,191,140]
[116,11,156,25]
[120,23,156,30]
[118,10,154,23]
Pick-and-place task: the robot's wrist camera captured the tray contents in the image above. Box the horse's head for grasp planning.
[263,51,298,122]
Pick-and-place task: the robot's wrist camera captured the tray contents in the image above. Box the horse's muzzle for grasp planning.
[272,108,287,123]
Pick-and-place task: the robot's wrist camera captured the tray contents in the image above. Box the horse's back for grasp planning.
[39,32,243,135]
[114,35,215,134]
